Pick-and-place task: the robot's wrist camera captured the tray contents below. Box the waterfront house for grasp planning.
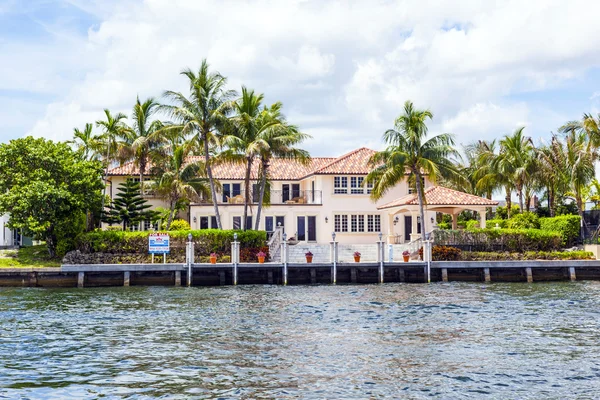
[106,147,497,244]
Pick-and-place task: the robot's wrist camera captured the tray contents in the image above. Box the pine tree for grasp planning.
[102,179,156,230]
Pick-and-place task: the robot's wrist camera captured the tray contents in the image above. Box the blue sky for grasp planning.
[1,0,600,156]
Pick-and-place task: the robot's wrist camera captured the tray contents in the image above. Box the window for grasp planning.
[252,184,260,203]
[265,216,274,232]
[351,215,358,232]
[223,183,242,202]
[144,220,158,231]
[245,216,253,230]
[335,214,380,233]
[358,215,365,232]
[199,216,218,229]
[408,177,426,194]
[366,181,373,194]
[350,177,364,194]
[341,215,348,232]
[334,215,341,232]
[334,176,348,194]
[200,216,209,229]
[233,216,241,230]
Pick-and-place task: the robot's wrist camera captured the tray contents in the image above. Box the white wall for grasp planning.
[0,214,14,247]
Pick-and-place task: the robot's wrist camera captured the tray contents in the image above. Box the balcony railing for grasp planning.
[195,189,323,205]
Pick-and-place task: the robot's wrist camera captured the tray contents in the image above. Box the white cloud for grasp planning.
[1,0,598,156]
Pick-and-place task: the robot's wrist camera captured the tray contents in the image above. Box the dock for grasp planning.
[0,260,599,287]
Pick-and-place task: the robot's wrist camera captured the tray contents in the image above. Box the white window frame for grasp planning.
[334,213,381,233]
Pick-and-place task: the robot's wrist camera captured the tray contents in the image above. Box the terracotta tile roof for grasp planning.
[107,156,337,180]
[377,186,499,209]
[311,147,377,175]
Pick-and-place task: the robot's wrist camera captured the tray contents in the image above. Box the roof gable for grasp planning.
[377,186,499,209]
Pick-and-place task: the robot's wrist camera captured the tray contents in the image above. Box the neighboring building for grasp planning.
[106,147,496,244]
[1,214,14,247]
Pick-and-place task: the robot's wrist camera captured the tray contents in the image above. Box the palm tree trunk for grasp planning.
[548,187,555,217]
[203,132,222,229]
[414,170,428,283]
[518,187,524,212]
[242,156,252,230]
[139,151,146,195]
[254,158,269,230]
[505,187,512,218]
[166,199,176,230]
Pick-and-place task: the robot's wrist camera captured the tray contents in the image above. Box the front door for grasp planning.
[404,216,412,242]
[297,216,317,242]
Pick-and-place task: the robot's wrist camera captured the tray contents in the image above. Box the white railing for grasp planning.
[267,227,283,261]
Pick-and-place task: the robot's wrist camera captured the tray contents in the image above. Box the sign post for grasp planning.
[149,233,170,264]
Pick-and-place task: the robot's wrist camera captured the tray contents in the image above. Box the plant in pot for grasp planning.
[209,252,218,264]
[353,251,361,263]
[257,251,266,264]
[402,250,410,262]
[305,250,313,263]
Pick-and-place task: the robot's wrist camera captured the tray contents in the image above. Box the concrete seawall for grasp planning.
[1,260,599,287]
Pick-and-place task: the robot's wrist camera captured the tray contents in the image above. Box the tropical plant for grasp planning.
[102,179,156,230]
[72,123,102,161]
[161,59,236,229]
[366,100,460,246]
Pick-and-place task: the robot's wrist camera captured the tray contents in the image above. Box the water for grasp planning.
[1,283,599,399]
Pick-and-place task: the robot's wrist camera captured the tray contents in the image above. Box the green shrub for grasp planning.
[495,205,520,219]
[485,219,507,228]
[169,219,191,231]
[466,220,480,230]
[434,228,562,252]
[506,212,540,229]
[460,250,593,261]
[539,215,581,246]
[437,222,450,230]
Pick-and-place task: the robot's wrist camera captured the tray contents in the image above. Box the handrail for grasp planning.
[267,226,283,261]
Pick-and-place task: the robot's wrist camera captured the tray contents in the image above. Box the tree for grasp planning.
[72,123,102,161]
[162,59,236,229]
[122,97,163,193]
[563,130,596,220]
[102,179,156,230]
[535,136,569,217]
[366,100,459,282]
[150,141,212,229]
[0,137,103,257]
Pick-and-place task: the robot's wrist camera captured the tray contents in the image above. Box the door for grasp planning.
[404,215,421,241]
[282,184,290,202]
[297,216,306,241]
[307,216,316,241]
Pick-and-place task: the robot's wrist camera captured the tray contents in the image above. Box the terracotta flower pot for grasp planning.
[354,256,361,263]
[403,255,410,262]
[210,256,217,264]
[258,256,265,264]
[306,255,313,263]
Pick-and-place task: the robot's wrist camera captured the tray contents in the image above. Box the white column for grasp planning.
[479,210,487,229]
[452,213,458,230]
[411,211,418,240]
[388,213,395,244]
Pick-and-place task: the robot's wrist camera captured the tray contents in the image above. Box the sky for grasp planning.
[1,0,600,156]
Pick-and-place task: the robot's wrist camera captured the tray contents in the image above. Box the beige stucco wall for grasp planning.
[190,175,436,244]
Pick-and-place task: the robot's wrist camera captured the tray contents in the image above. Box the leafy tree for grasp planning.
[162,59,236,229]
[102,179,156,230]
[0,137,103,257]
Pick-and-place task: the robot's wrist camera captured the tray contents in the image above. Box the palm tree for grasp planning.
[535,136,569,216]
[366,100,459,240]
[96,109,129,211]
[72,123,102,161]
[124,96,163,193]
[563,130,596,220]
[161,59,236,229]
[150,140,211,229]
[252,103,311,230]
[495,127,535,212]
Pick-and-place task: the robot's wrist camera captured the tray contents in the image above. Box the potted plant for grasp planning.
[305,250,313,263]
[209,252,218,264]
[402,250,410,263]
[353,251,361,263]
[257,251,266,264]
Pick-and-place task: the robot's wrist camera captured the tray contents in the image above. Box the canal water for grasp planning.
[1,282,599,399]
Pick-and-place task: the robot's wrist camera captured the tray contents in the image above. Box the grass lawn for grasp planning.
[0,245,61,268]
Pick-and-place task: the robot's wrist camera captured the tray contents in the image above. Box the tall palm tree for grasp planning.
[124,96,163,193]
[72,123,102,161]
[161,59,236,229]
[366,100,459,240]
[150,140,211,229]
[535,136,569,216]
[563,130,596,220]
[96,109,129,211]
[252,103,311,230]
[495,127,535,212]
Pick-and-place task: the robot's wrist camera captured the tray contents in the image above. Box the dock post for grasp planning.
[282,233,288,286]
[77,272,85,288]
[569,267,576,281]
[441,268,448,282]
[232,233,239,286]
[377,233,384,284]
[331,232,337,284]
[123,271,130,286]
[398,268,405,282]
[174,270,181,286]
[187,234,193,287]
[525,267,533,283]
[484,267,491,283]
[219,271,226,285]
[310,268,316,284]
[267,270,273,284]
[351,267,357,283]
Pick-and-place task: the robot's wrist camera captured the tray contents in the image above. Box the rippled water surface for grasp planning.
[1,282,600,399]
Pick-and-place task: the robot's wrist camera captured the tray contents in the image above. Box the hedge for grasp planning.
[460,250,594,261]
[433,228,562,252]
[539,215,581,246]
[75,229,268,261]
[485,219,507,229]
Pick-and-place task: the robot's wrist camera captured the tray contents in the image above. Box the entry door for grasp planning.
[404,215,421,241]
[297,216,317,242]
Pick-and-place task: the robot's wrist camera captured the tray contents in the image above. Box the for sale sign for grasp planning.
[149,233,170,254]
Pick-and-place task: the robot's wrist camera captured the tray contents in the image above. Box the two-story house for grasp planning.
[108,147,496,244]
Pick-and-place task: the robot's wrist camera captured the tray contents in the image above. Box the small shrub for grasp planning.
[461,250,594,261]
[353,251,361,257]
[495,205,521,219]
[437,222,450,230]
[434,228,562,252]
[169,219,191,231]
[432,245,461,261]
[539,215,581,246]
[305,251,313,257]
[506,212,540,229]
[466,220,480,230]
[486,219,507,229]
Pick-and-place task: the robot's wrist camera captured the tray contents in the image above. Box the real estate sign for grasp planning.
[149,233,170,254]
